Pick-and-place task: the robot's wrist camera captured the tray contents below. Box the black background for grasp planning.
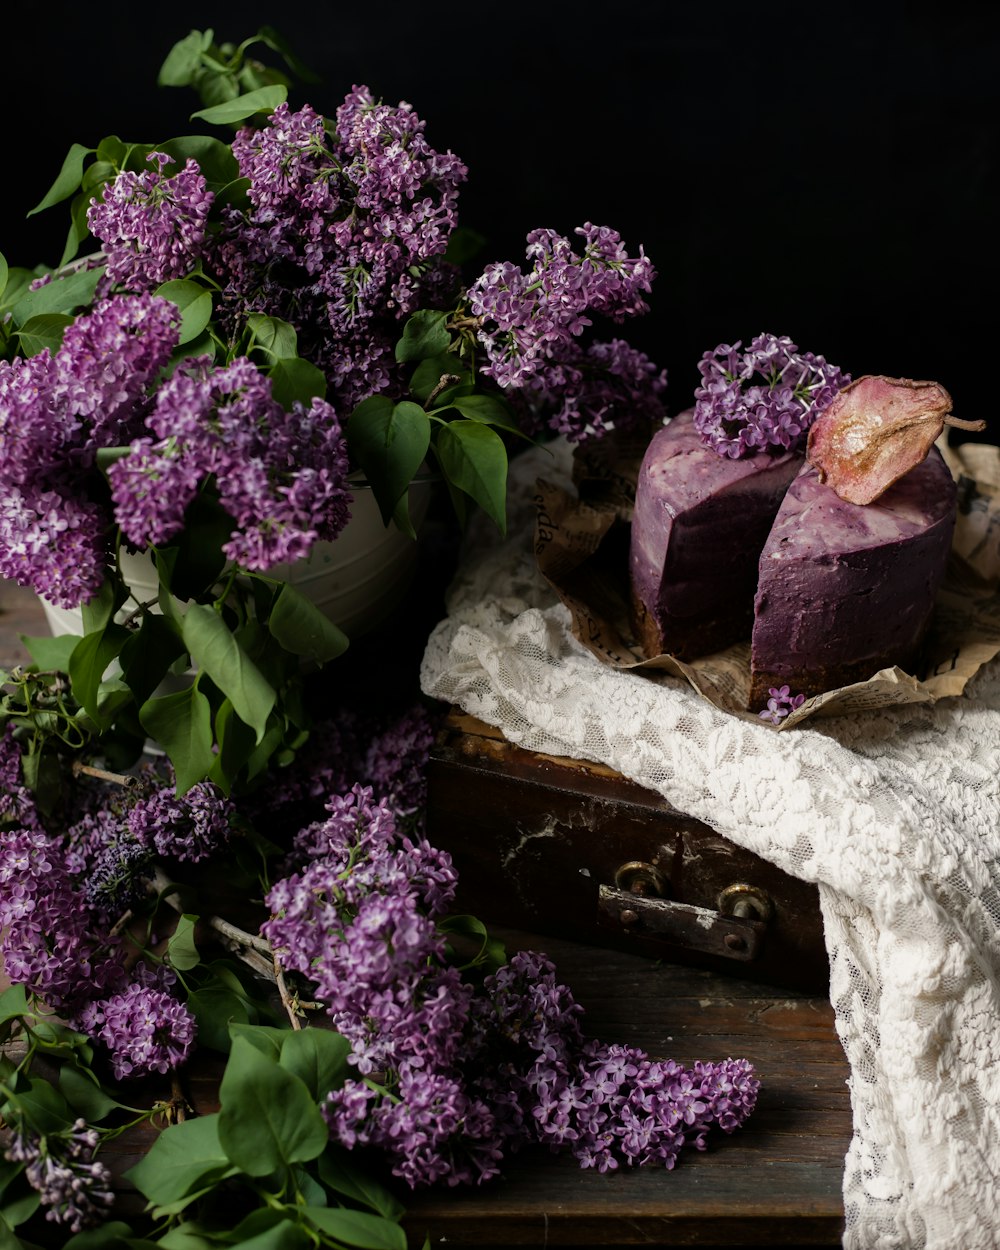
[3,1,998,438]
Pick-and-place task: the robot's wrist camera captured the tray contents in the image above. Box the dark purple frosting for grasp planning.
[751,445,957,683]
[630,410,803,628]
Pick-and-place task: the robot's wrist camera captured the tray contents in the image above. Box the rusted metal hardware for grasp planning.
[598,871,774,962]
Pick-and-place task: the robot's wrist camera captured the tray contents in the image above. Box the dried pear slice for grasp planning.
[806,375,985,505]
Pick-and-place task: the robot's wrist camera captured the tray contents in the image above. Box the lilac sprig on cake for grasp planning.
[693,333,850,459]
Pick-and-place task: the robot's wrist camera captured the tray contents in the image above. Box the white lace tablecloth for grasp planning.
[420,442,1000,1250]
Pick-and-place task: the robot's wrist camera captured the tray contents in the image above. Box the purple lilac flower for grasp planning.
[264,709,758,1190]
[468,225,665,442]
[5,1120,114,1233]
[758,685,806,726]
[0,724,42,832]
[0,485,109,607]
[88,152,214,290]
[77,983,196,1081]
[0,828,125,1010]
[109,357,352,569]
[246,704,437,833]
[545,338,669,443]
[216,94,466,411]
[52,292,180,447]
[83,835,154,919]
[0,293,179,606]
[693,333,849,459]
[126,781,234,863]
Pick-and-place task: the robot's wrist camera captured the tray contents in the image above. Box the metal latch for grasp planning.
[598,865,773,962]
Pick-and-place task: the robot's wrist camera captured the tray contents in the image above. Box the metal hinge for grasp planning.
[598,864,773,961]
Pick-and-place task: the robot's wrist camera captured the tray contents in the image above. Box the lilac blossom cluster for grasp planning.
[87,152,214,290]
[212,94,466,410]
[5,1120,114,1234]
[0,754,217,1085]
[758,685,806,725]
[77,983,196,1081]
[471,952,760,1173]
[693,333,849,459]
[126,779,236,863]
[467,224,667,442]
[0,292,179,606]
[0,826,126,1011]
[108,355,352,569]
[247,703,436,829]
[0,724,43,832]
[264,764,759,1187]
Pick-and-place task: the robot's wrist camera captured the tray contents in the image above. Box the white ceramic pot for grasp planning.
[40,479,432,640]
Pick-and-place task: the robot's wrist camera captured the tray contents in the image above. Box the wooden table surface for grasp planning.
[0,577,852,1247]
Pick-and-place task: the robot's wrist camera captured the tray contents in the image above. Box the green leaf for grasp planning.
[0,269,33,316]
[59,190,95,269]
[28,144,94,216]
[166,914,201,972]
[0,1188,39,1230]
[157,491,233,601]
[408,353,470,406]
[186,986,251,1053]
[227,1221,310,1250]
[268,584,348,666]
[0,987,28,1025]
[10,265,105,328]
[96,135,128,166]
[81,160,117,195]
[443,225,487,266]
[63,1222,144,1249]
[394,310,449,363]
[268,356,327,409]
[68,624,129,726]
[157,29,213,86]
[447,392,520,431]
[256,25,322,84]
[153,280,213,345]
[21,632,80,672]
[303,1207,406,1250]
[182,605,276,743]
[13,313,73,357]
[208,698,256,792]
[58,1064,120,1122]
[139,685,215,793]
[434,421,508,533]
[227,1021,290,1059]
[217,1036,328,1174]
[0,253,7,301]
[81,575,124,635]
[248,314,298,361]
[158,136,240,192]
[347,398,430,524]
[316,1152,405,1221]
[2,1078,74,1136]
[278,1027,350,1100]
[124,1114,235,1208]
[439,914,507,972]
[191,85,287,125]
[157,1226,216,1250]
[119,613,186,707]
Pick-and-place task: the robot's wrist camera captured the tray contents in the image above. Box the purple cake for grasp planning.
[749,446,956,707]
[630,410,804,660]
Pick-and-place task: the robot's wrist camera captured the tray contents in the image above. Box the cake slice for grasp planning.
[630,410,804,660]
[749,446,956,707]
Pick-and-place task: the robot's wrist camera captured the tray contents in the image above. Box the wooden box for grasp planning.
[426,713,828,993]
